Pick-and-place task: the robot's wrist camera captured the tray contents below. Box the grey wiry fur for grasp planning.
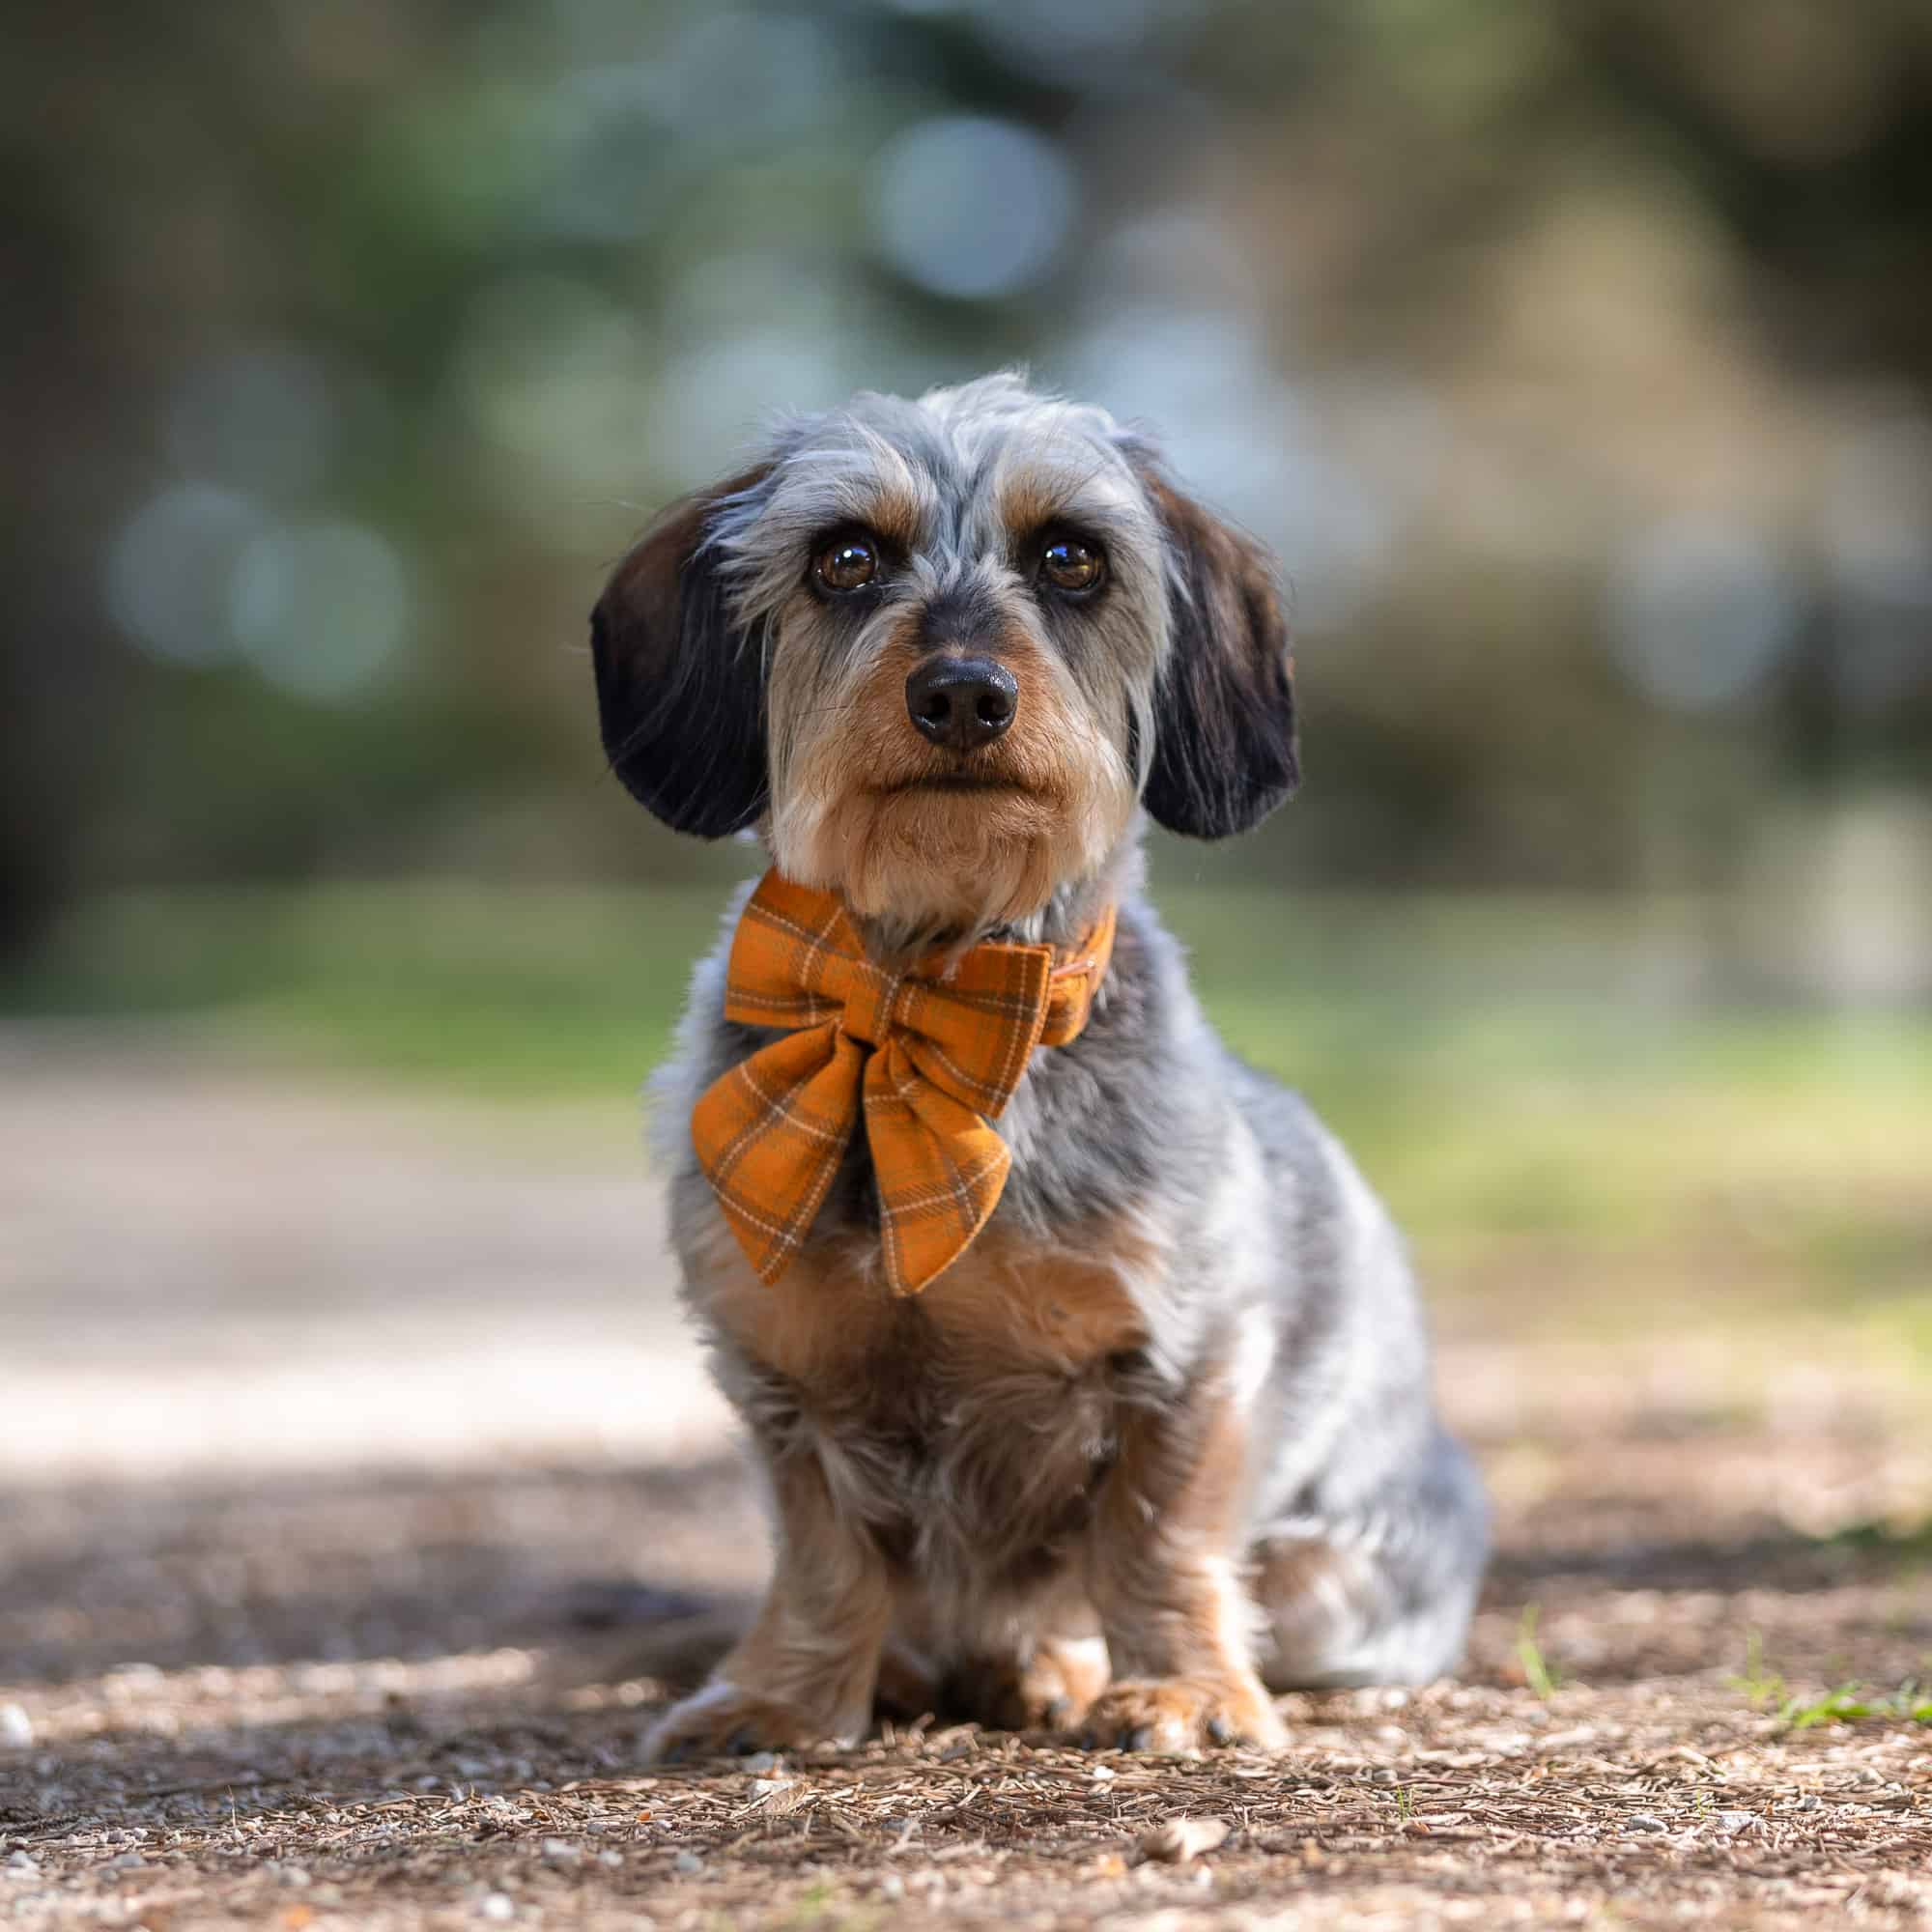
[593,374,1488,1756]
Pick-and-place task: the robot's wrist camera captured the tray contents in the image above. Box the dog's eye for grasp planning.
[1039,535,1103,594]
[813,536,878,594]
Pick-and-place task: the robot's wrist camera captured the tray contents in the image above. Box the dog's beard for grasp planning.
[775,770,1135,939]
[810,787,1065,931]
[770,658,1135,941]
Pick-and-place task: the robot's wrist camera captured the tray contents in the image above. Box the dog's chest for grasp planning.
[703,1217,1156,1573]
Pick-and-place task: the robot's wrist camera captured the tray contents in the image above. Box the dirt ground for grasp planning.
[3,1041,1929,1930]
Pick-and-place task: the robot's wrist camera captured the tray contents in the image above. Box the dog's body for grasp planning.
[594,375,1487,1757]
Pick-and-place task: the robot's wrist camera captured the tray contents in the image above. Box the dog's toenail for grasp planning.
[724,1726,757,1755]
[1043,1697,1070,1726]
[1206,1715,1235,1746]
[1125,1724,1154,1751]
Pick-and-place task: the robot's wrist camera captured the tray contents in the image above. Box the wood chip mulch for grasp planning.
[5,1427,1930,1932]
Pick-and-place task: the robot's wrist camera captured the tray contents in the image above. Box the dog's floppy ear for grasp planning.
[1137,469,1299,838]
[591,468,772,838]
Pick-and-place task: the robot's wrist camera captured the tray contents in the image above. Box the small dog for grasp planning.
[592,373,1487,1758]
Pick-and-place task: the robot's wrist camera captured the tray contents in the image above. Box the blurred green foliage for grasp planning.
[7,0,1932,966]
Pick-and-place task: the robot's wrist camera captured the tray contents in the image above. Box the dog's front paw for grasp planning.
[1079,1674,1285,1752]
[643,1682,842,1765]
[947,1636,1107,1733]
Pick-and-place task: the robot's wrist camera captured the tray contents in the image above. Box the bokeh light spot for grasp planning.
[1604,522,1803,713]
[229,521,412,703]
[105,484,262,668]
[869,118,1076,300]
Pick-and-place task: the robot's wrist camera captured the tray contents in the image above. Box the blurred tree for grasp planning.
[3,0,1928,958]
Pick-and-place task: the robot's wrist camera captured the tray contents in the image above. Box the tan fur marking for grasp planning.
[1079,1671,1277,1751]
[1082,1375,1285,1749]
[699,1219,896,1388]
[996,466,1086,541]
[600,463,772,633]
[1256,1535,1349,1607]
[643,1450,892,1761]
[853,484,925,554]
[698,1203,1152,1395]
[952,1633,1111,1731]
[1138,470,1288,655]
[773,614,1135,932]
[915,1220,1153,1373]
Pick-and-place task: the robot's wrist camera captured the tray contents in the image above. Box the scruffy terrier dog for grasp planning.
[593,373,1488,1759]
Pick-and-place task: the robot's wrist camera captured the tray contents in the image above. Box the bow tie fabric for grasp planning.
[690,871,1117,1296]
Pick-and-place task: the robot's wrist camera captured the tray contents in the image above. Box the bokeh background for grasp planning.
[9,13,1932,1919]
[6,0,1931,1605]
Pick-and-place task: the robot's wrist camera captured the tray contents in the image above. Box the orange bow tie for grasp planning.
[691,871,1116,1296]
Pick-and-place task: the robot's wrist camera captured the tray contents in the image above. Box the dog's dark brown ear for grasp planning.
[1139,471,1298,838]
[591,469,771,838]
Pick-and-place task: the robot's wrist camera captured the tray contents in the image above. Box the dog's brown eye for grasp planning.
[1039,535,1103,593]
[814,536,877,593]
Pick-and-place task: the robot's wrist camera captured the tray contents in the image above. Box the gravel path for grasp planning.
[0,1037,732,1481]
[3,1042,1928,1929]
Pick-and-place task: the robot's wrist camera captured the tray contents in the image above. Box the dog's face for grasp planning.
[593,374,1297,935]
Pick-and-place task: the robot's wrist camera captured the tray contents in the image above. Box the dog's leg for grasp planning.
[643,1451,891,1763]
[1080,1383,1286,1751]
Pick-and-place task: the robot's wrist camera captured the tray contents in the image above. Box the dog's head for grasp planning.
[592,373,1296,936]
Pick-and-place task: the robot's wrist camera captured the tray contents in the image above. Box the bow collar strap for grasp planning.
[691,871,1116,1295]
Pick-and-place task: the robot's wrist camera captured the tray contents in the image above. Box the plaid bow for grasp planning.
[691,870,1117,1295]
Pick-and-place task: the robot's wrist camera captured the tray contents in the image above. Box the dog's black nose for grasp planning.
[905,656,1017,753]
